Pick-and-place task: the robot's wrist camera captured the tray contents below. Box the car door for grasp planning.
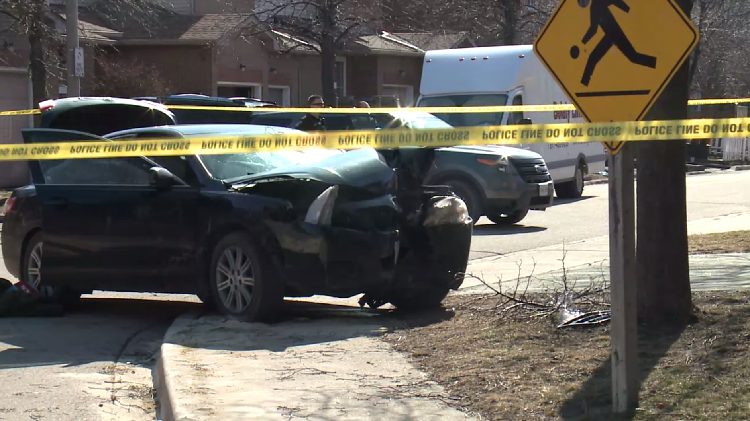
[22,128,200,294]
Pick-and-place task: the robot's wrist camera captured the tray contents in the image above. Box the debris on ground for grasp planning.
[0,278,64,317]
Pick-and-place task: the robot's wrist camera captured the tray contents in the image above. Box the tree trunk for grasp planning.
[320,35,336,106]
[29,0,47,127]
[636,0,695,324]
[501,0,518,45]
[319,0,337,106]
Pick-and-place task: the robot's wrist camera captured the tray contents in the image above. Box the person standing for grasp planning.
[296,95,327,131]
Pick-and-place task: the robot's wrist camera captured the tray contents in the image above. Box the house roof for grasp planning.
[51,2,252,43]
[390,32,475,51]
[56,13,123,43]
[352,31,472,56]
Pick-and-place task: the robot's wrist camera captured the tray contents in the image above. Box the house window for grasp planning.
[217,82,261,99]
[268,85,291,106]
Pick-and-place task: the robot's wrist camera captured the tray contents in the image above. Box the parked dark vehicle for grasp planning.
[133,94,276,125]
[250,110,554,224]
[1,121,473,321]
[39,97,177,135]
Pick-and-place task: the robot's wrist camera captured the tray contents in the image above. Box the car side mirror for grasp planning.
[518,118,533,125]
[149,167,176,190]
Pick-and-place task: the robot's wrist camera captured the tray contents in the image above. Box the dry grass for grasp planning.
[385,291,750,421]
[689,230,750,254]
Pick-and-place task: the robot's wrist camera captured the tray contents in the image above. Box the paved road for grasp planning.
[469,170,750,260]
[1,170,749,419]
[0,295,201,421]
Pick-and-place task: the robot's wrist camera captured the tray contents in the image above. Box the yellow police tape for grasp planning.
[0,117,746,161]
[1,97,748,116]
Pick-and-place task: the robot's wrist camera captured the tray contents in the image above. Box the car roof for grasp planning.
[40,96,172,114]
[133,94,276,108]
[105,123,307,138]
[252,110,439,119]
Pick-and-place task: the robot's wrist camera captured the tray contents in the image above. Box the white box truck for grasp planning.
[416,44,607,198]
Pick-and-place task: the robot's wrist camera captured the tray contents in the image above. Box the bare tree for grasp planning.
[0,0,166,118]
[90,55,172,97]
[382,0,557,46]
[0,0,57,116]
[249,0,381,104]
[689,0,750,98]
[636,0,696,324]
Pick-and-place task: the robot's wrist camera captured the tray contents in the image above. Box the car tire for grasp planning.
[388,288,450,312]
[555,164,585,199]
[487,209,529,225]
[22,232,81,310]
[208,232,283,322]
[444,179,483,224]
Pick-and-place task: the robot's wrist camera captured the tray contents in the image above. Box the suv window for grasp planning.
[43,104,175,135]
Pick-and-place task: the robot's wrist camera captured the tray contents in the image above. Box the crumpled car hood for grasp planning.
[240,148,397,192]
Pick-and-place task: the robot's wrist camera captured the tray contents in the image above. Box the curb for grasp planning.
[731,165,750,171]
[154,312,202,421]
[583,167,714,186]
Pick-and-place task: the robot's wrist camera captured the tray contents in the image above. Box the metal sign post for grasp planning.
[533,0,699,412]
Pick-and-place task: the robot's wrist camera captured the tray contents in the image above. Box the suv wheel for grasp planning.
[487,209,529,225]
[208,232,283,322]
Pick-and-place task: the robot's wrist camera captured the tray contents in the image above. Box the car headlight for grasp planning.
[476,156,511,173]
[304,185,339,226]
[423,196,470,227]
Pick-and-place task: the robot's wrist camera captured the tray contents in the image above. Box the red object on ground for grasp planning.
[15,280,41,297]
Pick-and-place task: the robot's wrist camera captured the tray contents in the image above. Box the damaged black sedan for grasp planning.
[1,124,472,321]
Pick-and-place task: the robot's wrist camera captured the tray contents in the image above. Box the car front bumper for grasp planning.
[485,180,554,213]
[269,217,473,298]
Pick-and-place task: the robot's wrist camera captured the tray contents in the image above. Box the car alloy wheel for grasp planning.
[27,241,43,289]
[215,245,255,313]
[208,232,284,322]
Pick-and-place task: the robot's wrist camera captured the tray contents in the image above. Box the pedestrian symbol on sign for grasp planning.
[575,0,657,87]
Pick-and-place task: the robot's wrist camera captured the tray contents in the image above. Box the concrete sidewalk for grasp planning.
[156,212,750,421]
[460,211,750,293]
[156,310,477,421]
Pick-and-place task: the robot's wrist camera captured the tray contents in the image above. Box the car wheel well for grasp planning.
[20,227,42,269]
[430,173,483,198]
[201,224,284,291]
[577,154,588,175]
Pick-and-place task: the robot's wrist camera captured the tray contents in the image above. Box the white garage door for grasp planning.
[0,69,32,189]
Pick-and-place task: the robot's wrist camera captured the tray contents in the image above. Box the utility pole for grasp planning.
[66,0,81,97]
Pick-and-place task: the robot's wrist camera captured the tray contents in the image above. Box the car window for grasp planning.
[43,104,175,136]
[199,149,343,180]
[418,94,509,127]
[171,108,254,125]
[325,116,355,130]
[107,131,197,184]
[39,157,152,185]
[250,116,297,128]
[507,94,524,125]
[351,116,383,130]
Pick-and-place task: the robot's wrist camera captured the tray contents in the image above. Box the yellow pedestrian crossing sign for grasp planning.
[533,0,700,154]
